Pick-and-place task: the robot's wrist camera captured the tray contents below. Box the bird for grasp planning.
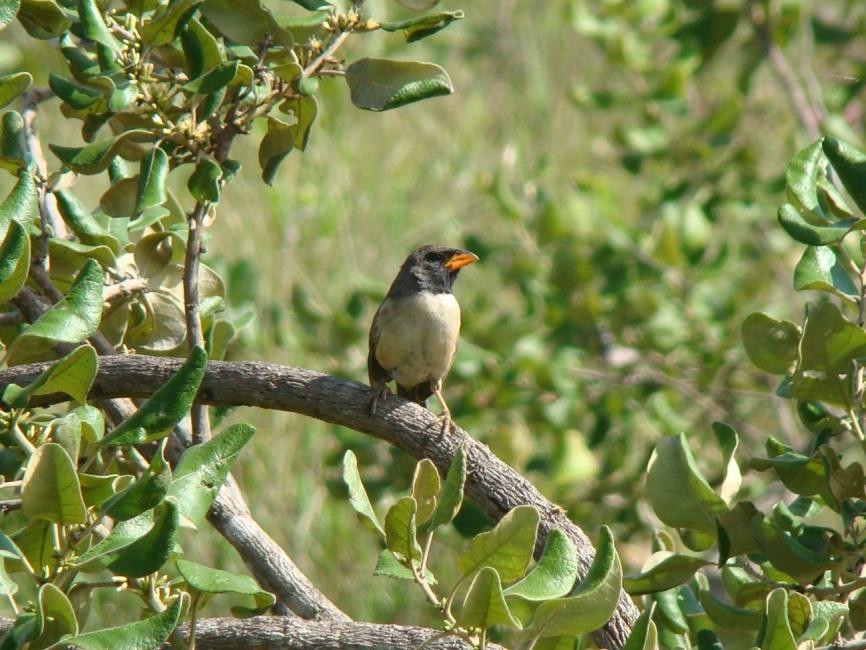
[367,245,479,431]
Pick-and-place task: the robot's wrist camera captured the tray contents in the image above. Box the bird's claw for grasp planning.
[437,412,455,436]
[368,386,391,416]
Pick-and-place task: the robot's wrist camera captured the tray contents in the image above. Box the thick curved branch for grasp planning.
[0,356,639,647]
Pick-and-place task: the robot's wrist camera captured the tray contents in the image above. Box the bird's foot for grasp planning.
[437,411,455,437]
[368,386,391,416]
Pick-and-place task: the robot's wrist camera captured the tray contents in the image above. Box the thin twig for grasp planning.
[103,278,148,304]
[184,201,211,443]
[303,31,350,78]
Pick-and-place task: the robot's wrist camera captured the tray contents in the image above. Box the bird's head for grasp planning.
[390,245,479,296]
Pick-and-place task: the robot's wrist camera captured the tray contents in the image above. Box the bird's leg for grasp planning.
[433,387,454,434]
[368,384,391,416]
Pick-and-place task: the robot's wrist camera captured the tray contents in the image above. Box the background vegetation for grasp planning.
[4,0,866,648]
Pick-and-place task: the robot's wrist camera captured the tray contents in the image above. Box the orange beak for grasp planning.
[444,250,479,271]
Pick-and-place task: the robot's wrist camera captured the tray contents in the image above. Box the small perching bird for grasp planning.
[367,245,479,430]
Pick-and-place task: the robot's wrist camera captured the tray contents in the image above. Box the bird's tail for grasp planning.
[397,382,434,405]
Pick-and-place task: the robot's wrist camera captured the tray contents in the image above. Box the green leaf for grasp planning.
[99,177,139,218]
[793,245,857,298]
[622,602,658,650]
[49,130,154,175]
[713,421,741,503]
[281,95,317,150]
[134,147,168,216]
[50,412,82,463]
[820,445,865,502]
[187,157,221,203]
[457,504,539,583]
[58,592,185,649]
[102,440,172,521]
[528,526,622,637]
[176,558,275,614]
[426,444,466,531]
[792,301,866,405]
[181,17,222,79]
[759,588,797,650]
[168,422,255,525]
[823,136,866,214]
[751,442,828,499]
[183,60,239,94]
[751,516,833,584]
[22,443,86,525]
[503,529,578,601]
[48,73,106,111]
[107,499,179,577]
[17,0,72,39]
[373,548,436,583]
[0,0,20,31]
[778,203,862,246]
[379,10,464,43]
[786,140,825,220]
[624,552,711,595]
[54,189,118,249]
[199,0,291,46]
[0,165,37,233]
[384,496,422,562]
[345,58,453,111]
[102,347,208,445]
[699,588,761,630]
[646,433,728,534]
[457,567,522,630]
[411,458,440,525]
[4,344,97,407]
[806,601,848,641]
[140,0,201,46]
[342,449,385,538]
[33,583,78,649]
[78,0,120,50]
[0,72,32,109]
[787,591,812,639]
[741,312,800,375]
[258,116,293,185]
[0,110,26,171]
[74,404,104,442]
[74,510,153,567]
[11,259,103,361]
[0,220,30,305]
[394,0,439,10]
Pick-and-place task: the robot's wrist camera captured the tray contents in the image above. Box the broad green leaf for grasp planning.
[716,500,762,559]
[280,95,317,151]
[140,0,200,46]
[102,440,172,521]
[426,444,466,531]
[78,0,120,50]
[623,552,711,595]
[10,259,103,362]
[373,549,436,583]
[759,589,796,650]
[345,58,453,111]
[379,10,463,43]
[792,301,866,405]
[0,110,26,171]
[805,601,848,641]
[0,220,30,304]
[751,445,827,498]
[107,499,179,577]
[0,165,37,233]
[503,529,578,601]
[60,35,99,81]
[622,602,658,650]
[751,516,833,584]
[22,443,86,525]
[183,60,239,94]
[4,344,97,407]
[32,583,77,650]
[820,445,865,502]
[258,116,294,185]
[181,18,222,79]
[698,588,761,631]
[58,592,185,649]
[823,136,866,214]
[646,433,728,534]
[0,0,20,31]
[176,558,275,614]
[102,346,208,446]
[787,591,812,639]
[0,72,32,109]
[49,130,154,175]
[342,449,385,538]
[17,0,72,39]
[712,421,741,503]
[457,567,522,630]
[199,0,291,46]
[134,147,168,215]
[785,141,825,219]
[13,520,56,575]
[74,404,104,442]
[0,529,33,575]
[80,472,122,508]
[168,423,255,525]
[48,73,105,111]
[528,526,622,637]
[384,496,422,562]
[99,177,139,218]
[793,245,857,298]
[457,504,538,583]
[54,189,118,249]
[187,157,221,202]
[741,312,799,375]
[777,203,862,245]
[411,458,440,525]
[74,510,153,567]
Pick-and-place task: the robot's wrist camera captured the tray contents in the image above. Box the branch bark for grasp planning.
[0,356,639,648]
[183,200,210,443]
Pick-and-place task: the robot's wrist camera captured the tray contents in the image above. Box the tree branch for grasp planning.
[0,356,639,648]
[183,200,211,443]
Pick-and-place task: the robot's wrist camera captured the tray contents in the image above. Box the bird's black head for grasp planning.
[388,245,479,297]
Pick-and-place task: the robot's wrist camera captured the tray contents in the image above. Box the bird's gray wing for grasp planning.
[367,303,392,387]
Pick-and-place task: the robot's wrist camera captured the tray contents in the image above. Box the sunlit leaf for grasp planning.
[457,504,538,583]
[426,444,466,531]
[457,567,522,630]
[503,529,578,601]
[176,558,275,615]
[3,344,96,407]
[741,312,800,375]
[384,496,422,562]
[50,130,154,175]
[342,449,385,538]
[823,136,866,214]
[0,71,32,109]
[22,443,86,525]
[623,552,711,595]
[345,58,453,111]
[411,458,440,525]
[379,10,463,43]
[793,245,857,299]
[106,499,179,577]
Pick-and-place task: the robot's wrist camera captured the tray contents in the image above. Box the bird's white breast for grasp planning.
[374,291,461,388]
